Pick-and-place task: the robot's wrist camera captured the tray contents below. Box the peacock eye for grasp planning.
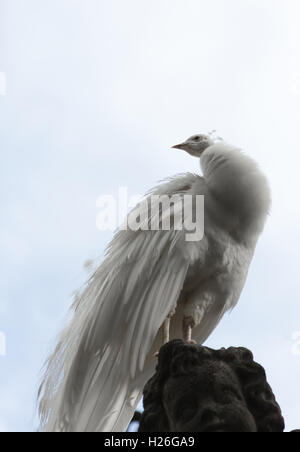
[194,136,200,141]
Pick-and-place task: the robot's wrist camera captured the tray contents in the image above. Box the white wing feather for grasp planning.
[39,173,204,432]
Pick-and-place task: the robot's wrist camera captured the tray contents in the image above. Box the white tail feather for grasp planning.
[38,175,198,432]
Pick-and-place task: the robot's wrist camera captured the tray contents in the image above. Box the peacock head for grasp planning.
[172,134,214,157]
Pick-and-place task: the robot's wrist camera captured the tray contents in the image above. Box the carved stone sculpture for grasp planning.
[139,340,285,432]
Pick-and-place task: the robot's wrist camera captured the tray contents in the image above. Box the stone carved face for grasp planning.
[163,361,257,432]
[139,340,285,433]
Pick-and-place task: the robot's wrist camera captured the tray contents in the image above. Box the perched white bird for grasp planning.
[38,134,271,432]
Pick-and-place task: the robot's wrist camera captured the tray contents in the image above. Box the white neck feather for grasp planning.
[200,143,271,244]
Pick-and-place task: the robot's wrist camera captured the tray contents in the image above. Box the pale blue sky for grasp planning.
[0,0,300,432]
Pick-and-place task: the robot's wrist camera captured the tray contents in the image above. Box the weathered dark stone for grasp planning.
[138,340,285,432]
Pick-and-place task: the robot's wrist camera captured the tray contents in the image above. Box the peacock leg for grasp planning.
[162,316,171,344]
[182,316,197,344]
[154,309,176,357]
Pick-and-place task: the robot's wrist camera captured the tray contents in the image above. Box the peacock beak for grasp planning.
[172,143,186,150]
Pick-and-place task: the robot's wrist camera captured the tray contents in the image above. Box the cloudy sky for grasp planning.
[0,0,300,432]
